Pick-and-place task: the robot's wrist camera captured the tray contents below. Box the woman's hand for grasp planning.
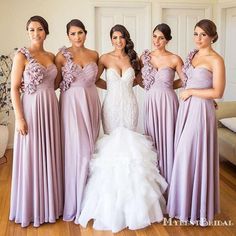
[134,72,144,88]
[16,118,28,135]
[180,89,192,101]
[213,100,218,109]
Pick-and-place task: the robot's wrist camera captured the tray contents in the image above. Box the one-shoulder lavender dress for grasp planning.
[59,47,101,223]
[9,47,63,227]
[167,49,220,226]
[141,50,179,191]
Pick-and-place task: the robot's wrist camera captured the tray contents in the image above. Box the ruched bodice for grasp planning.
[102,67,138,134]
[185,66,213,89]
[24,64,57,91]
[59,47,98,91]
[18,47,57,94]
[151,67,175,89]
[63,63,98,88]
[141,50,176,90]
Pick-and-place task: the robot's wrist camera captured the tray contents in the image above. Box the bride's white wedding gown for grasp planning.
[78,67,167,232]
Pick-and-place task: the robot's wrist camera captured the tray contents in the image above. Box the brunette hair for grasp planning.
[153,23,172,41]
[110,24,140,74]
[66,19,87,35]
[195,19,218,43]
[26,15,49,35]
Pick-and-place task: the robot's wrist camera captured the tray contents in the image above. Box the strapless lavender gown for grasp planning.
[167,49,220,226]
[9,47,63,227]
[141,50,178,191]
[59,47,101,223]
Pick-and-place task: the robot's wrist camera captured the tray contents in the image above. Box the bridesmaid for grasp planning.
[167,19,225,225]
[10,15,63,227]
[141,23,184,192]
[55,19,101,223]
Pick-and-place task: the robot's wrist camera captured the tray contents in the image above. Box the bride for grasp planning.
[78,24,167,233]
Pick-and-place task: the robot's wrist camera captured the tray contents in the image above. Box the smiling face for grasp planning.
[111,31,126,50]
[27,21,46,43]
[194,26,213,49]
[152,30,168,50]
[68,26,86,47]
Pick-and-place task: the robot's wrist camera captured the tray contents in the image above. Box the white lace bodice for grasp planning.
[102,67,138,134]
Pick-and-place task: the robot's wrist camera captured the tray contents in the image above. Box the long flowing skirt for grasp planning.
[60,85,101,222]
[167,97,220,226]
[9,90,63,227]
[144,87,178,191]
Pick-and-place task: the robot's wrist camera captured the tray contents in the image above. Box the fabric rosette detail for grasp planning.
[182,49,198,87]
[59,46,79,92]
[17,47,31,60]
[59,62,78,92]
[141,49,156,90]
[58,46,72,61]
[23,62,44,94]
[17,47,44,94]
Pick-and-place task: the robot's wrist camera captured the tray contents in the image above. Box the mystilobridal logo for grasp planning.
[163,218,234,226]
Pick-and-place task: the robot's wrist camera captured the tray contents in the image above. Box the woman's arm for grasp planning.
[11,53,28,135]
[180,56,225,100]
[134,55,144,88]
[95,56,107,90]
[133,72,144,88]
[54,52,64,90]
[173,55,185,89]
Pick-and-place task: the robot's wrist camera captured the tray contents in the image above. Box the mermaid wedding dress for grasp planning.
[78,67,167,233]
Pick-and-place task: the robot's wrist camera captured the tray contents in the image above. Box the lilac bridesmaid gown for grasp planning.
[141,50,179,190]
[59,47,101,223]
[167,49,220,226]
[9,47,63,227]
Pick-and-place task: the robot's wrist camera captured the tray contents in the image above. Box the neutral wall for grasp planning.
[0,0,218,55]
[0,0,95,54]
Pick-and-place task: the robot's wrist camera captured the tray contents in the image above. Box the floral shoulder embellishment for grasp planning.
[58,46,73,62]
[182,49,198,86]
[18,47,44,94]
[59,46,77,92]
[141,49,156,90]
[17,47,32,61]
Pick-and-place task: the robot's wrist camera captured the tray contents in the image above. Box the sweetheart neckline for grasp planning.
[190,64,212,73]
[39,63,55,70]
[72,61,97,70]
[106,67,134,78]
[153,67,175,72]
[26,62,56,71]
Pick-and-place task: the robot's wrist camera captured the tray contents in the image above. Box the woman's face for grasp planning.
[111,31,126,50]
[68,26,86,47]
[194,26,212,49]
[152,30,168,49]
[28,21,46,43]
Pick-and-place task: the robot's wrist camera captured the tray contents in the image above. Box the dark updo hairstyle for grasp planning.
[26,15,49,35]
[66,19,87,35]
[153,23,172,41]
[195,19,218,43]
[110,24,140,74]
